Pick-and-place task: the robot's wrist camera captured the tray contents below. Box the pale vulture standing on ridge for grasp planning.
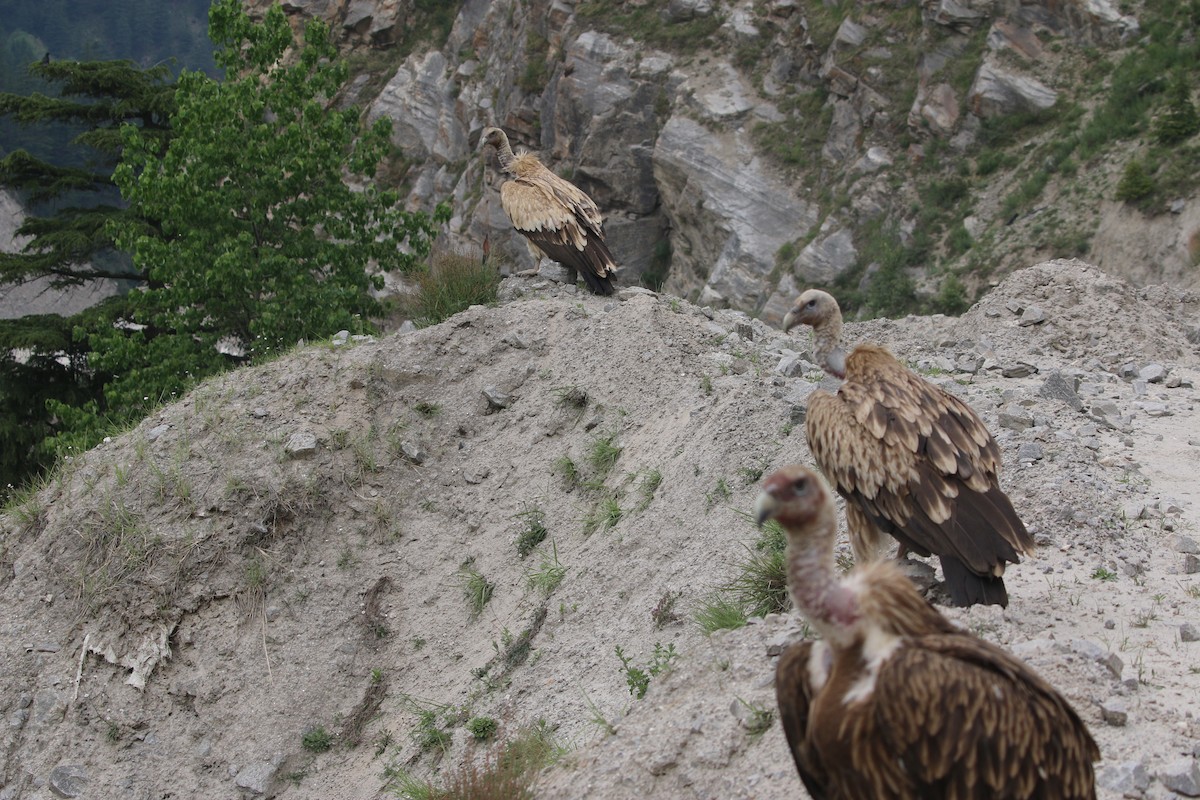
[479,126,617,295]
[784,289,1034,607]
[757,464,1099,799]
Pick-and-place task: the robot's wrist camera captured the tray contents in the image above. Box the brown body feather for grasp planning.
[480,127,616,295]
[785,291,1033,607]
[758,466,1100,800]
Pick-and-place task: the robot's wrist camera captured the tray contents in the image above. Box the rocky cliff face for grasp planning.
[251,0,1199,321]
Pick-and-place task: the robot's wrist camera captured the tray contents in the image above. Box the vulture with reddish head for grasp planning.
[784,288,1033,607]
[757,464,1099,800]
[479,126,617,295]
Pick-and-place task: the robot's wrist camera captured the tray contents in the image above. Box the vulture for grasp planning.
[784,288,1034,607]
[479,126,617,295]
[757,464,1100,800]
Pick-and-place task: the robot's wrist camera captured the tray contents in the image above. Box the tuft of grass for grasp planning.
[587,433,622,478]
[553,456,580,491]
[582,496,622,535]
[1092,566,1118,581]
[526,542,567,595]
[514,505,548,558]
[734,696,775,737]
[705,478,731,510]
[414,401,441,417]
[460,561,495,617]
[636,468,663,511]
[694,593,749,634]
[302,726,333,753]
[407,251,500,327]
[552,385,588,410]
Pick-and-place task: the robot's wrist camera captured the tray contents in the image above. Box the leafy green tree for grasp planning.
[94,0,445,421]
[1154,70,1199,145]
[0,59,176,496]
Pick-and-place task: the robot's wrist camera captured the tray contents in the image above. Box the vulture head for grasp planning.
[479,126,509,153]
[755,465,835,548]
[783,289,846,378]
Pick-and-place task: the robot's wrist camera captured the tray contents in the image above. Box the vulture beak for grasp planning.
[782,308,799,332]
[754,490,778,528]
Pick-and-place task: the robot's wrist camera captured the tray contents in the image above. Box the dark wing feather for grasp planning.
[869,635,1099,799]
[775,641,830,799]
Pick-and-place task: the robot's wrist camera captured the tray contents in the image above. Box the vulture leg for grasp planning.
[844,503,887,566]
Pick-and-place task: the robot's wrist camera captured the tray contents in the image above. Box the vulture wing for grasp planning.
[775,641,831,800]
[861,635,1099,799]
[806,345,1034,607]
[498,158,616,295]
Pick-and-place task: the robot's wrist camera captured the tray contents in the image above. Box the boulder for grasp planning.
[967,61,1057,117]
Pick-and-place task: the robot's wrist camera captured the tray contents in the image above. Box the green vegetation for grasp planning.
[575,0,723,53]
[518,31,550,94]
[1116,159,1155,204]
[301,726,333,753]
[460,561,495,617]
[514,505,548,558]
[466,716,499,741]
[406,251,500,327]
[615,642,678,700]
[695,517,789,634]
[526,543,567,595]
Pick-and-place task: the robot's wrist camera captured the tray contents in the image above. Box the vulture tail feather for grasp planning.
[941,556,1009,608]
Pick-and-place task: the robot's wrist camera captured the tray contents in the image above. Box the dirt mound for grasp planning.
[1,262,1198,799]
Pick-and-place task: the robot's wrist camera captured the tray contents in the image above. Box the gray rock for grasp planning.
[1001,362,1038,378]
[1175,535,1200,555]
[1181,623,1200,643]
[1018,305,1047,326]
[1037,371,1083,411]
[776,354,806,378]
[284,431,319,458]
[968,61,1057,117]
[400,440,426,465]
[482,385,512,410]
[792,224,858,285]
[146,423,170,442]
[1017,442,1044,462]
[368,51,464,162]
[998,411,1034,431]
[48,764,88,798]
[654,115,818,315]
[1185,554,1200,575]
[1100,698,1128,726]
[234,758,280,795]
[331,329,350,346]
[32,689,64,726]
[1097,761,1151,796]
[1138,363,1168,383]
[1160,758,1200,796]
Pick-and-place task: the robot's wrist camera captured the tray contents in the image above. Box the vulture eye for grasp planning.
[805,299,816,309]
[792,477,809,493]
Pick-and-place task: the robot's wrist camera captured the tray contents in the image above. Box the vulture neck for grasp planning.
[786,516,860,644]
[812,312,846,379]
[493,137,517,173]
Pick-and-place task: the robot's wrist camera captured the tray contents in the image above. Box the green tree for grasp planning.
[0,59,176,497]
[95,0,445,421]
[1154,70,1199,145]
[1115,159,1154,203]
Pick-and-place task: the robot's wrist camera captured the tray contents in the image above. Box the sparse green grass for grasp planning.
[615,642,678,700]
[552,385,588,410]
[407,251,501,327]
[514,505,548,558]
[587,433,622,478]
[734,696,775,737]
[705,478,731,510]
[526,543,567,595]
[1092,566,1118,581]
[636,468,663,511]
[582,496,622,535]
[696,597,748,642]
[414,401,441,417]
[302,726,333,753]
[700,375,713,395]
[553,456,580,491]
[460,561,495,617]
